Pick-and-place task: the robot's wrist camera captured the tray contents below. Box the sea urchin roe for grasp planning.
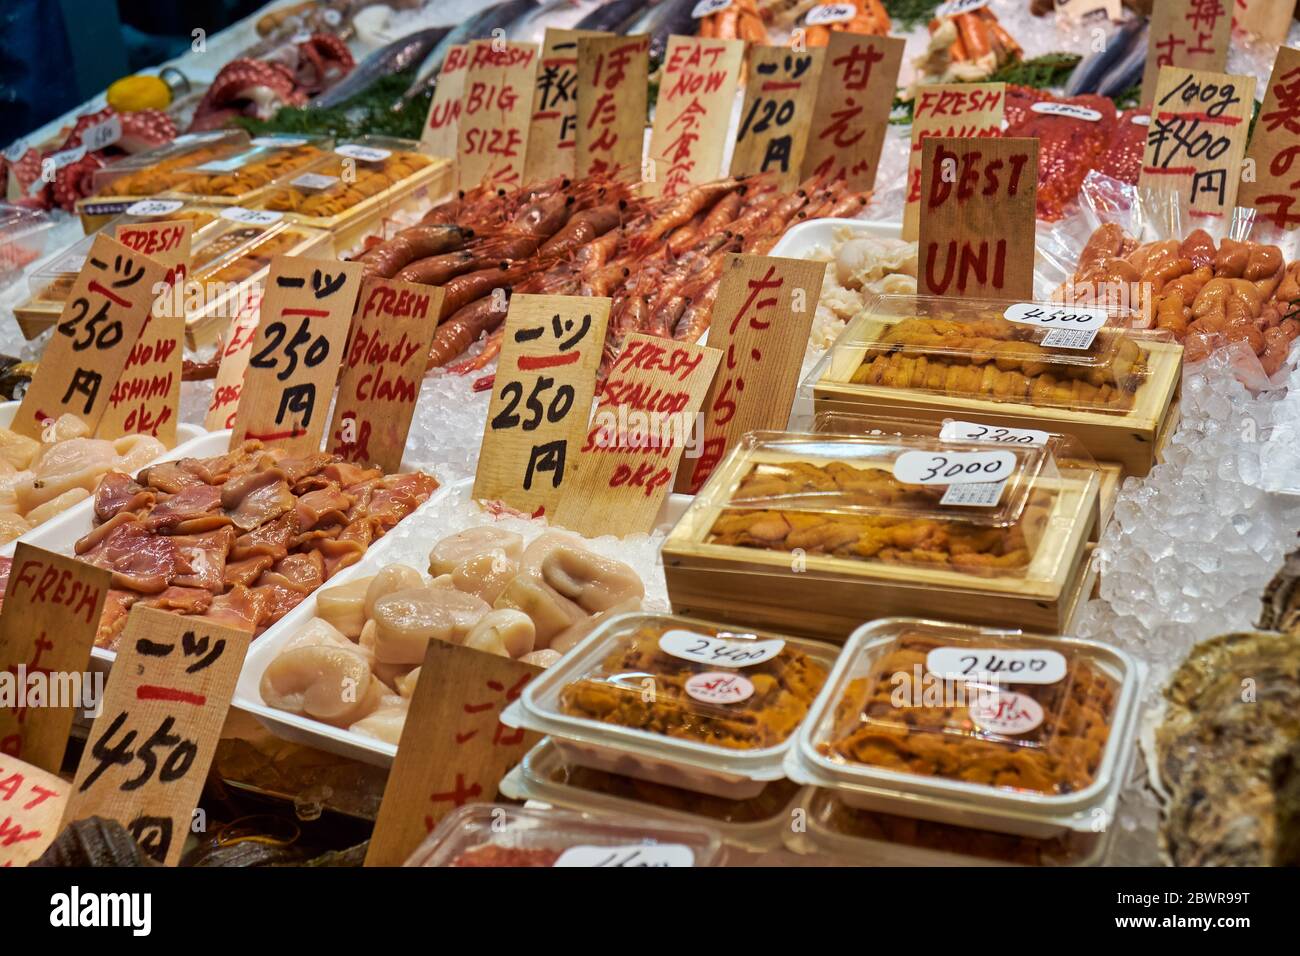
[451,845,562,867]
[178,144,326,196]
[852,315,1147,412]
[259,151,433,218]
[706,460,1053,578]
[820,632,1116,795]
[558,623,829,750]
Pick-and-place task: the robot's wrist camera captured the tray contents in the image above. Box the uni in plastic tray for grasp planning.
[168,134,333,202]
[502,612,837,799]
[89,129,250,199]
[406,804,722,867]
[257,136,435,222]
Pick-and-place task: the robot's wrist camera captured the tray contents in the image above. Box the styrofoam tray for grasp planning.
[231,476,689,767]
[0,401,207,561]
[767,217,903,260]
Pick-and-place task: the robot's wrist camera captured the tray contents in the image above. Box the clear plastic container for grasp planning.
[0,204,55,283]
[88,129,250,201]
[792,788,1111,866]
[806,293,1167,416]
[785,618,1144,837]
[168,134,333,202]
[502,737,803,853]
[500,612,838,799]
[406,804,722,867]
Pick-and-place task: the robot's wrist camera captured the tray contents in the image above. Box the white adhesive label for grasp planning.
[3,139,28,162]
[926,646,1067,685]
[939,481,1006,507]
[172,132,228,146]
[81,114,123,152]
[1041,327,1099,350]
[1132,114,1151,126]
[45,145,87,171]
[969,690,1045,736]
[220,206,283,225]
[684,672,754,705]
[553,844,695,867]
[291,172,341,191]
[940,420,1049,446]
[935,0,989,17]
[196,155,249,173]
[806,3,856,25]
[252,136,309,148]
[126,199,185,217]
[893,450,1016,486]
[1004,302,1109,331]
[659,630,785,668]
[1030,102,1103,123]
[335,144,391,162]
[693,0,732,17]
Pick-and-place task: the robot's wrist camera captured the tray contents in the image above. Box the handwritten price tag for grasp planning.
[805,4,856,26]
[125,199,184,217]
[940,420,1050,446]
[0,754,68,866]
[575,33,649,180]
[554,843,696,867]
[926,646,1067,684]
[658,629,785,667]
[731,45,822,190]
[893,449,1015,485]
[1004,302,1108,331]
[221,206,283,225]
[335,144,391,163]
[81,115,122,152]
[252,135,309,148]
[692,0,731,16]
[1238,47,1300,231]
[457,40,540,191]
[422,44,470,158]
[204,289,263,431]
[935,0,989,17]
[1030,102,1102,122]
[1140,0,1230,106]
[290,172,340,191]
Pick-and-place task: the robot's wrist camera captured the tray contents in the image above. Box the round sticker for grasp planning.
[126,199,185,217]
[969,690,1044,736]
[685,672,754,705]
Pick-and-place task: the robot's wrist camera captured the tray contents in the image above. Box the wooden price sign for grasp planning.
[0,753,68,866]
[1139,67,1255,220]
[231,255,363,454]
[677,254,825,494]
[730,46,823,189]
[801,31,905,190]
[554,334,721,537]
[902,82,1005,241]
[204,288,263,432]
[1140,0,1231,107]
[61,606,250,866]
[326,277,442,473]
[365,640,541,867]
[523,29,605,183]
[473,293,610,516]
[918,136,1038,300]
[575,33,649,179]
[0,544,110,773]
[1238,47,1300,232]
[421,44,469,158]
[646,35,745,198]
[14,232,168,439]
[113,218,192,280]
[457,40,540,192]
[1236,1,1295,44]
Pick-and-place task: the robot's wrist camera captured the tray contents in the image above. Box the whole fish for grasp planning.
[1095,24,1150,97]
[396,0,539,107]
[642,0,700,61]
[310,26,450,108]
[574,0,647,31]
[509,0,601,43]
[1065,17,1144,96]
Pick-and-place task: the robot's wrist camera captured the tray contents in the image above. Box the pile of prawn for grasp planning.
[353,170,870,378]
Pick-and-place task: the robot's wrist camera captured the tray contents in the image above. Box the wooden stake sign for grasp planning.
[326,277,442,473]
[918,136,1038,300]
[204,288,263,432]
[0,544,110,774]
[523,29,604,184]
[1236,1,1295,44]
[457,40,540,192]
[1139,67,1255,221]
[1140,0,1231,107]
[473,293,610,516]
[730,46,822,189]
[1238,47,1300,232]
[13,232,168,439]
[421,44,470,158]
[902,82,1005,241]
[575,33,649,179]
[114,218,192,281]
[801,31,905,191]
[231,255,363,455]
[677,254,825,494]
[0,753,68,867]
[646,35,745,198]
[364,640,541,867]
[554,334,721,537]
[61,606,250,866]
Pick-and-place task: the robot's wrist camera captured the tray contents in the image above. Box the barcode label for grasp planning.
[940,480,1006,507]
[1041,327,1098,350]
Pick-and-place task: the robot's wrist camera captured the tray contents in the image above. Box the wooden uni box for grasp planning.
[808,309,1184,478]
[662,446,1105,644]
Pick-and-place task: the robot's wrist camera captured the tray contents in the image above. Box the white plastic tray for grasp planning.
[0,400,207,561]
[231,477,690,767]
[767,217,903,259]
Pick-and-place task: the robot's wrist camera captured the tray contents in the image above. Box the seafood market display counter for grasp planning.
[0,0,1298,878]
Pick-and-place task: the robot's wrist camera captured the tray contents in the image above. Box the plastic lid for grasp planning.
[506,613,836,781]
[171,135,330,198]
[258,135,433,219]
[807,293,1160,414]
[799,619,1128,805]
[91,129,250,197]
[405,804,722,867]
[0,204,55,280]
